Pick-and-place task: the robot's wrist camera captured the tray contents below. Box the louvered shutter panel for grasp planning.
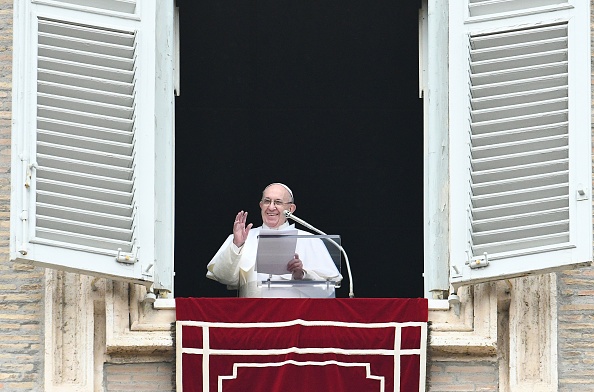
[36,18,137,254]
[449,2,591,288]
[469,24,570,255]
[11,0,174,288]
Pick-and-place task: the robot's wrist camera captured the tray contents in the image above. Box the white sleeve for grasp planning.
[206,235,242,287]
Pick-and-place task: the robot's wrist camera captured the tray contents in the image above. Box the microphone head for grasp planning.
[283,210,292,218]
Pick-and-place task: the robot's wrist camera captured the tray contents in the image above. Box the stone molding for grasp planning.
[44,270,175,391]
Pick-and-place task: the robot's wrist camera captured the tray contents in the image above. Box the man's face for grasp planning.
[259,184,295,228]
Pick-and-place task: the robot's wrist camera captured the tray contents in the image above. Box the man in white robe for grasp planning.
[206,183,341,297]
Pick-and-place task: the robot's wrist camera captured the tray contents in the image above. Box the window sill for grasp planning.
[155,298,449,311]
[154,297,176,310]
[428,299,449,311]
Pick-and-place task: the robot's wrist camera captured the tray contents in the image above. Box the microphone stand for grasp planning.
[284,211,355,298]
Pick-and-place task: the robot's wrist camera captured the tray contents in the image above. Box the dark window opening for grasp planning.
[174,0,424,298]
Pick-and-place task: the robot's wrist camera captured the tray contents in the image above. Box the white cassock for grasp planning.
[206,223,342,297]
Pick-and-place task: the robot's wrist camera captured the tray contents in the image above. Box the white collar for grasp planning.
[262,222,294,230]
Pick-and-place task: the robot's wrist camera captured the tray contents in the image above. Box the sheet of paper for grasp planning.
[256,229,298,275]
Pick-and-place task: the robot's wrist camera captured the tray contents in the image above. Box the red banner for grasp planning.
[176,298,428,392]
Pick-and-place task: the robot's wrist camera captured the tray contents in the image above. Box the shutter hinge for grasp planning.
[18,209,28,255]
[19,158,37,256]
[466,251,489,269]
[116,246,139,264]
[24,162,37,189]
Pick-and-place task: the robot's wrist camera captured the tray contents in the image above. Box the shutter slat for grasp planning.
[39,19,135,46]
[37,141,133,167]
[37,190,133,218]
[39,70,134,96]
[471,24,567,49]
[38,44,133,71]
[468,0,568,18]
[472,171,568,196]
[471,74,567,99]
[471,147,568,172]
[38,81,133,107]
[471,183,568,209]
[471,122,567,147]
[471,37,567,62]
[38,33,135,60]
[37,154,133,181]
[471,86,567,111]
[471,62,568,86]
[36,215,132,242]
[472,208,568,232]
[34,228,133,253]
[38,118,133,144]
[38,106,133,131]
[38,57,134,83]
[471,98,567,123]
[472,196,568,220]
[37,167,133,193]
[472,220,568,245]
[472,233,569,255]
[471,159,568,183]
[471,111,568,135]
[471,134,567,159]
[46,0,137,15]
[471,50,567,74]
[37,203,133,230]
[37,179,133,211]
[38,93,134,119]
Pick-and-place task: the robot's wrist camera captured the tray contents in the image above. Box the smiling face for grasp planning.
[259,184,296,228]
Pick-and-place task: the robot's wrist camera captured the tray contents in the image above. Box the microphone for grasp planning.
[283,210,354,298]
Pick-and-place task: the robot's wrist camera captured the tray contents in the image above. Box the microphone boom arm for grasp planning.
[284,210,354,298]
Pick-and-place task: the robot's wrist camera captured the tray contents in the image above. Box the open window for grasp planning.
[423,0,591,293]
[10,0,175,291]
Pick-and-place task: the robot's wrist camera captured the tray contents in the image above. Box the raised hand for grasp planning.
[232,211,253,247]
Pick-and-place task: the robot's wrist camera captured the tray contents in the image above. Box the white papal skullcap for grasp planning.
[265,182,294,200]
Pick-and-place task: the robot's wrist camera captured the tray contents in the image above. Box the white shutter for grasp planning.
[11,1,174,289]
[448,1,591,288]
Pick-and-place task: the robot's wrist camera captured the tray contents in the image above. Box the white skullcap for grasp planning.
[265,182,294,200]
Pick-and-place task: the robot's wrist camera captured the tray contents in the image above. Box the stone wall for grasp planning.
[428,359,498,392]
[104,363,175,392]
[557,268,594,390]
[0,0,45,390]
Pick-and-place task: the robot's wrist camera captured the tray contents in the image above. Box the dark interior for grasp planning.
[173,0,424,298]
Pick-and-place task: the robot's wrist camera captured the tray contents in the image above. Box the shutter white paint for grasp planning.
[34,0,137,15]
[448,2,591,289]
[469,0,568,18]
[10,1,175,290]
[35,18,137,254]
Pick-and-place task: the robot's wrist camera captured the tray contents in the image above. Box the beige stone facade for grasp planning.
[0,0,593,391]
